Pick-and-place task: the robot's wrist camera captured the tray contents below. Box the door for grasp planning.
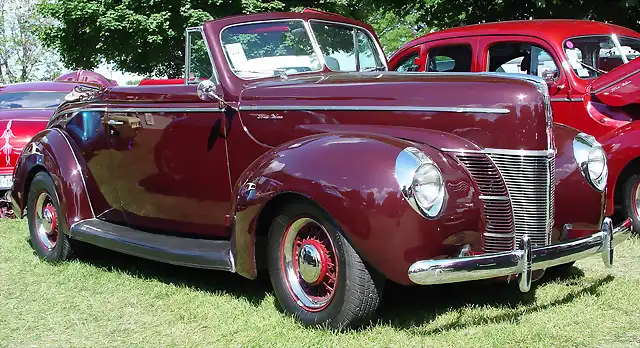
[106,28,232,238]
[478,36,572,127]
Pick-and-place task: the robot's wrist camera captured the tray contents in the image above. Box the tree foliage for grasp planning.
[0,0,62,83]
[37,0,640,77]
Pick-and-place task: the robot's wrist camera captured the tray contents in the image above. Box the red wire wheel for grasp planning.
[279,217,339,312]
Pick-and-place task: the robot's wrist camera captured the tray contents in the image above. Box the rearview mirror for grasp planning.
[197,80,223,103]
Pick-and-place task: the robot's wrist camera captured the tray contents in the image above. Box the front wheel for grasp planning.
[622,174,640,233]
[27,172,73,262]
[267,201,384,329]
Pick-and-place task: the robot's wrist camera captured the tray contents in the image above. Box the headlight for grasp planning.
[395,147,446,218]
[573,133,608,191]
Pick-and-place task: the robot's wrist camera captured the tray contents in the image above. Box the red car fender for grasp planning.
[230,132,483,285]
[599,123,640,216]
[11,128,94,232]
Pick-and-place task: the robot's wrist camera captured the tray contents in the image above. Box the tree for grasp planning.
[367,7,429,56]
[37,0,371,78]
[413,0,640,32]
[0,0,63,83]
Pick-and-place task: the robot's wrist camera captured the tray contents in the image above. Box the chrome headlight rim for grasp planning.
[395,147,447,218]
[573,133,608,192]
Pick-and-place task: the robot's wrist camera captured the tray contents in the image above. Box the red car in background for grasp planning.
[388,20,640,230]
[0,70,115,216]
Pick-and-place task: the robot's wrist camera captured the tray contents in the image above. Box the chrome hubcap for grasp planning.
[281,217,338,311]
[34,192,58,250]
[298,243,323,284]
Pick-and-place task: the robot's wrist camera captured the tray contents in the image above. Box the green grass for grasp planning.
[2,218,640,347]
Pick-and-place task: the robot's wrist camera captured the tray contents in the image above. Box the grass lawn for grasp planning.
[1,218,640,347]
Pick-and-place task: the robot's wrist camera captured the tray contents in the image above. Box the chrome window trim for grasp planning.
[185,26,220,85]
[238,105,509,114]
[219,19,323,81]
[308,19,388,71]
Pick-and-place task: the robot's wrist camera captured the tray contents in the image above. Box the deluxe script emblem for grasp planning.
[252,113,283,120]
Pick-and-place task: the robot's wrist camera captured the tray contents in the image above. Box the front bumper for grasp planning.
[408,217,632,292]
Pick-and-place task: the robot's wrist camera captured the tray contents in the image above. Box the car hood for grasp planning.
[589,58,640,107]
[239,72,552,151]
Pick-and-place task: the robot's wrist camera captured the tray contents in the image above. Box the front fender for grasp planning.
[598,123,640,216]
[553,124,605,238]
[231,132,482,284]
[11,128,94,232]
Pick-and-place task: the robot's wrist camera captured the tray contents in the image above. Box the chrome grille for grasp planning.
[488,151,555,248]
[454,154,515,252]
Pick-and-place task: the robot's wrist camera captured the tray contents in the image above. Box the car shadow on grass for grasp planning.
[52,240,613,331]
[376,266,613,333]
[71,243,274,307]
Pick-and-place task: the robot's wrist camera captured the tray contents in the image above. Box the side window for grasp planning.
[426,45,472,72]
[488,42,559,82]
[394,52,420,72]
[186,29,214,84]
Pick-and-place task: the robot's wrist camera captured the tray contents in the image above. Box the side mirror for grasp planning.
[197,80,223,103]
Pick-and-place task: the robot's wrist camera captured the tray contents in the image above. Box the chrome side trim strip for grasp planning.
[56,107,224,116]
[442,148,554,156]
[52,128,95,216]
[238,105,510,114]
[551,97,585,102]
[592,69,640,94]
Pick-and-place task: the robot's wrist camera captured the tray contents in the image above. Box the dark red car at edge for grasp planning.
[0,70,114,216]
[388,20,640,231]
[10,10,632,328]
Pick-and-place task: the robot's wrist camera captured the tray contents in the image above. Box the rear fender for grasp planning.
[230,132,482,284]
[12,128,94,232]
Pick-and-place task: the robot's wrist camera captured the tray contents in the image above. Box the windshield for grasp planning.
[220,19,386,80]
[0,92,67,109]
[564,35,640,79]
[309,20,385,72]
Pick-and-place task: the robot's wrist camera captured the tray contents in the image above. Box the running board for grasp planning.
[70,219,234,272]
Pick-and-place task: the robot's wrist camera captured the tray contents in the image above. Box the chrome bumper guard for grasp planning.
[408,218,632,292]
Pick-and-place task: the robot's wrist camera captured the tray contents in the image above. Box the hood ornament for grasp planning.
[64,85,102,103]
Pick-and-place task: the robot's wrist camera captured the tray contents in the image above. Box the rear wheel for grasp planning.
[267,201,384,329]
[27,172,73,262]
[622,174,640,233]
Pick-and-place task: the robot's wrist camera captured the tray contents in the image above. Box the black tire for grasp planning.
[621,174,640,233]
[267,201,384,329]
[27,172,73,262]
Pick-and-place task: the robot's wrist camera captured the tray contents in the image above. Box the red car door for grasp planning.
[477,36,573,128]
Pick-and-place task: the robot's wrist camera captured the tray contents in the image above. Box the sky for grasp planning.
[92,63,146,85]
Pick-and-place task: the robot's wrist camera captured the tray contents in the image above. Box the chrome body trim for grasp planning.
[238,105,510,114]
[442,148,554,156]
[55,106,225,117]
[550,97,584,102]
[592,69,640,94]
[408,218,631,291]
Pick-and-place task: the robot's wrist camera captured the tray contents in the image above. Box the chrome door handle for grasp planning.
[107,120,124,125]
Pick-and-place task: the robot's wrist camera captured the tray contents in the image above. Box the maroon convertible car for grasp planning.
[10,10,631,328]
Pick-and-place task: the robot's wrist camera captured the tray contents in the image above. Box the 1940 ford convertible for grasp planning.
[10,10,632,328]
